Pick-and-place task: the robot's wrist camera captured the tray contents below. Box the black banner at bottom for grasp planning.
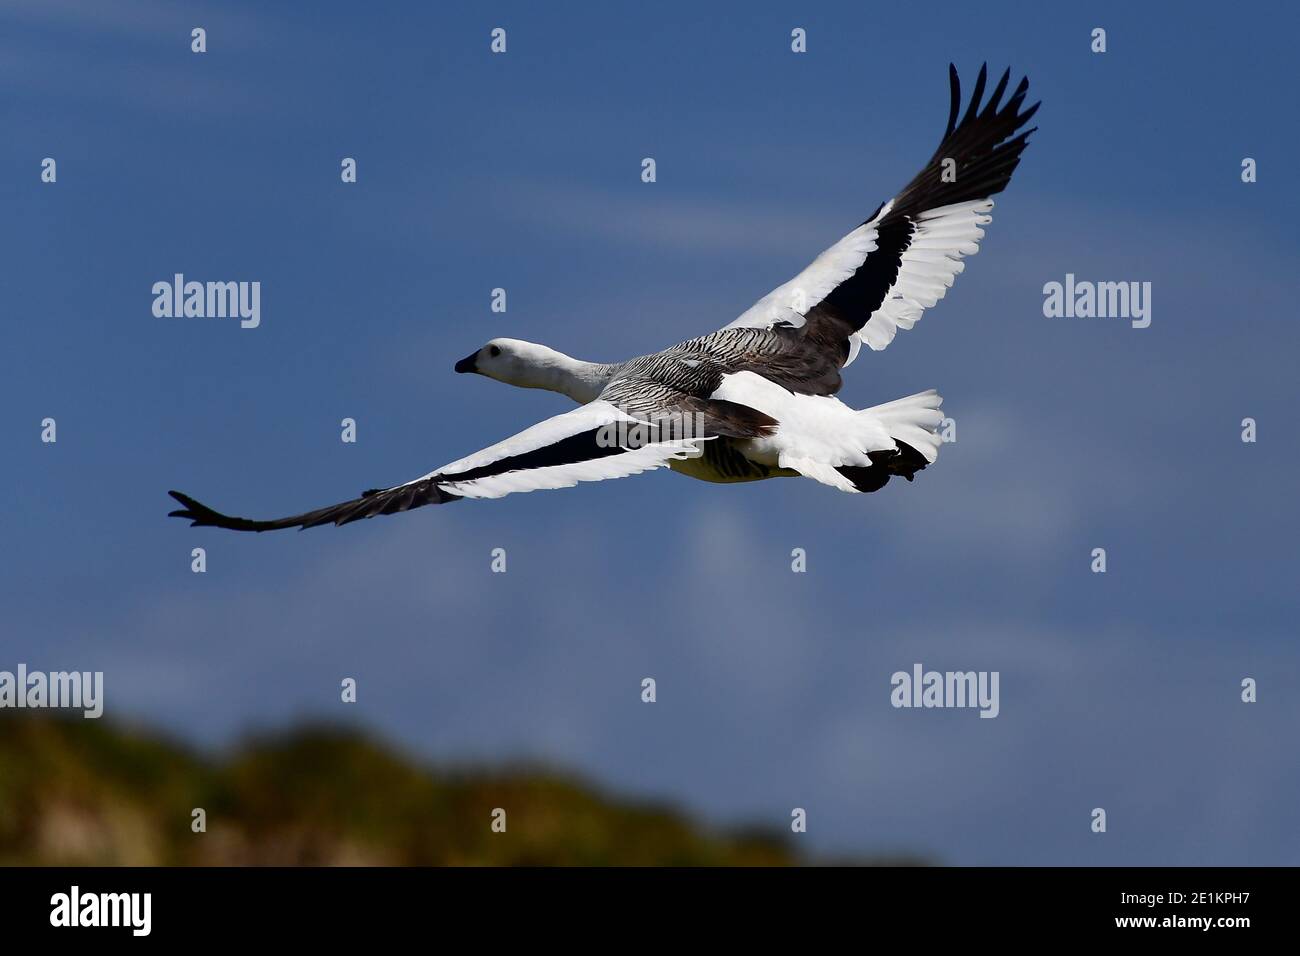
[0,866,1281,941]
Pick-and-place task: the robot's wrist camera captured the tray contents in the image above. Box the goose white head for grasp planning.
[454,337,613,404]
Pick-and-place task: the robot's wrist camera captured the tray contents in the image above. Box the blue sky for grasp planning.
[3,0,1298,864]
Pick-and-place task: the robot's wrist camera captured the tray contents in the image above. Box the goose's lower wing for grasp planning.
[168,400,707,532]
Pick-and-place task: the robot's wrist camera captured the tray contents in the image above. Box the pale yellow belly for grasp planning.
[667,439,796,484]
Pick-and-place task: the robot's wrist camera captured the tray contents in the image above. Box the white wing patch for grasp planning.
[426,399,705,500]
[429,401,631,478]
[438,439,703,499]
[724,208,888,333]
[723,197,994,365]
[860,198,993,352]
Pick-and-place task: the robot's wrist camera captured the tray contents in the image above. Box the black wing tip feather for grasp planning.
[169,478,463,532]
[904,62,1042,208]
[168,489,222,526]
[168,489,275,532]
[950,63,1038,135]
[946,63,961,138]
[959,63,989,128]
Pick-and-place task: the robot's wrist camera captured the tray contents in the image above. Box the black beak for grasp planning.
[454,351,478,374]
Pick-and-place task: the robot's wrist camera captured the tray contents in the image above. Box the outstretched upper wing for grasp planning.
[723,63,1039,366]
[168,401,706,532]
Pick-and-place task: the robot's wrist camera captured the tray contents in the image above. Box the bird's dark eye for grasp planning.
[488,345,501,357]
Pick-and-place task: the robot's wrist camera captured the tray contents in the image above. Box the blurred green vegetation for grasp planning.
[0,715,920,866]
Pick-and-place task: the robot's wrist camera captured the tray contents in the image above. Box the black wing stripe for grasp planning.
[815,64,1039,337]
[820,217,914,329]
[436,428,626,484]
[167,424,674,532]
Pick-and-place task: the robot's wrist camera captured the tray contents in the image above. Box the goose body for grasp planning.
[170,65,1038,532]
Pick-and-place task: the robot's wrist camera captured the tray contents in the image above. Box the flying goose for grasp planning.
[169,64,1038,532]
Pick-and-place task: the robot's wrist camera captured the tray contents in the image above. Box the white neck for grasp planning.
[506,344,615,404]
